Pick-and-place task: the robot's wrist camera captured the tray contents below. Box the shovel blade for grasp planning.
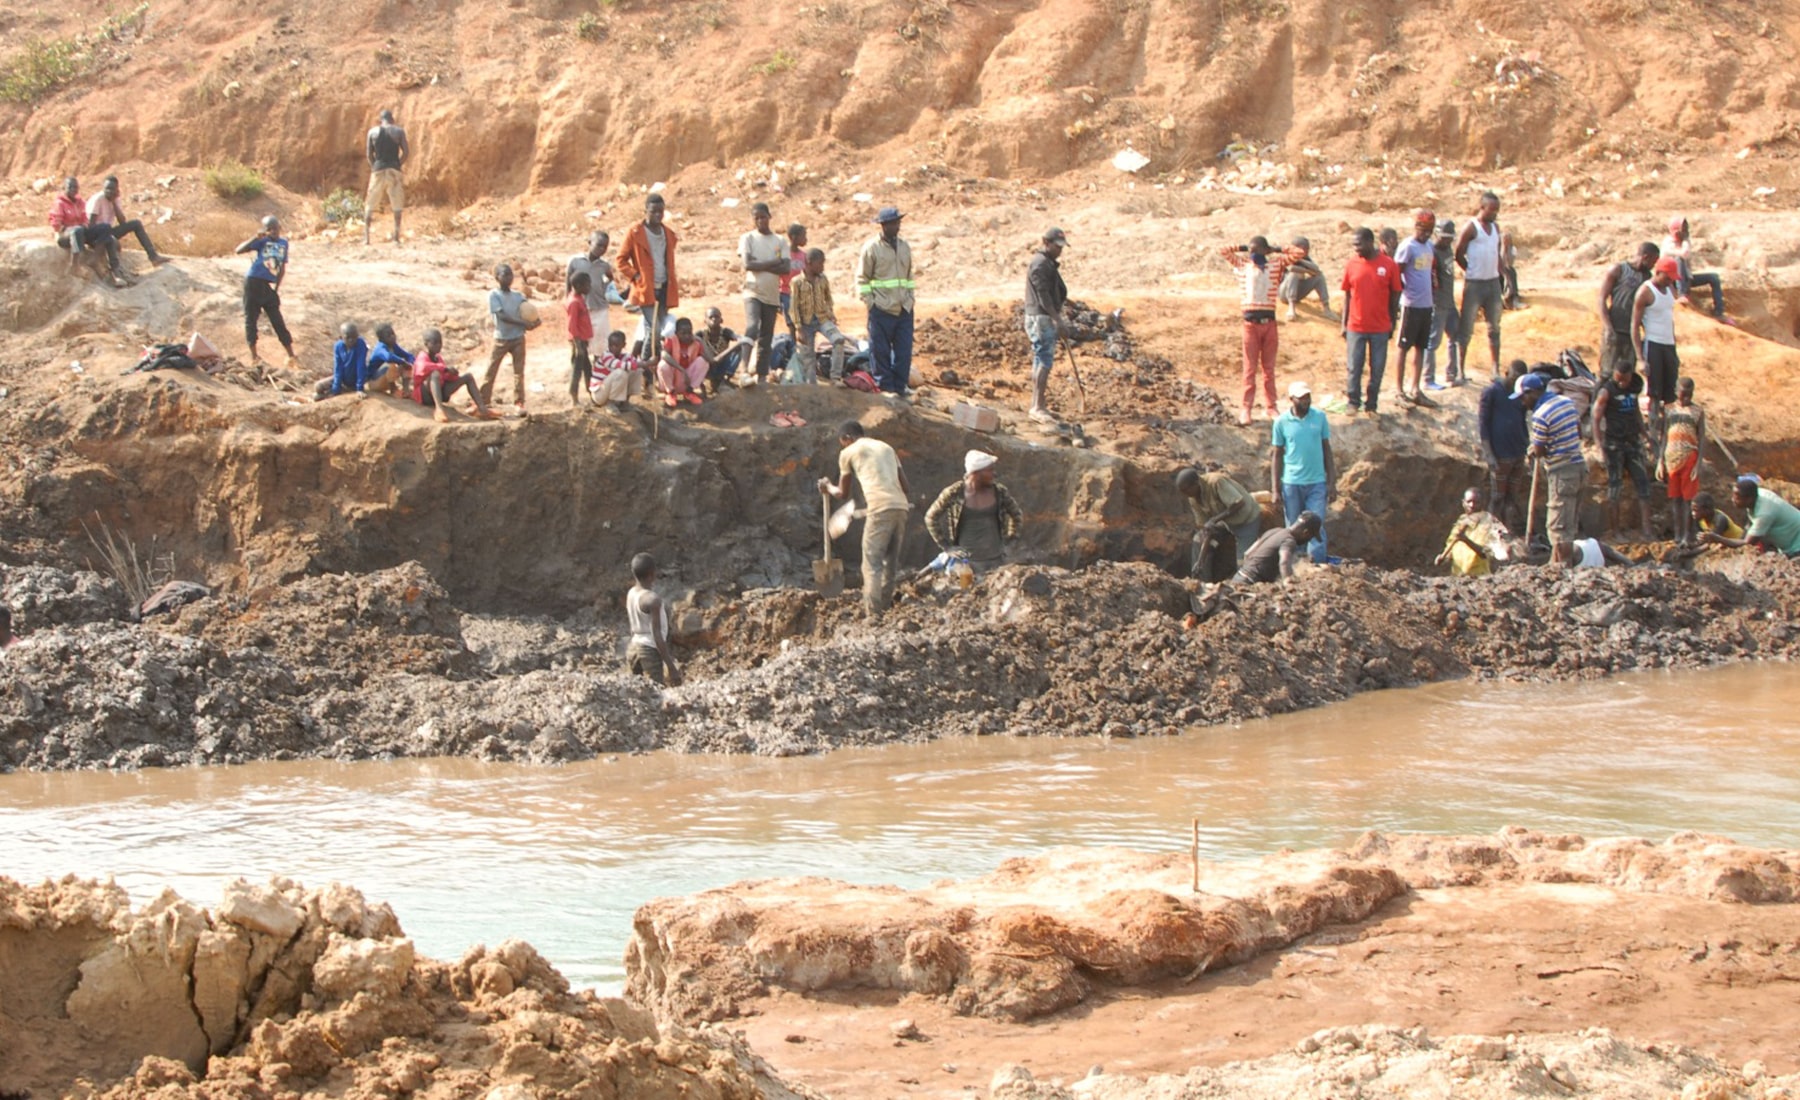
[813,559,844,596]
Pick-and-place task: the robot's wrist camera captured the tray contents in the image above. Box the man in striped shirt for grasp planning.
[1221,237,1306,427]
[1516,373,1587,564]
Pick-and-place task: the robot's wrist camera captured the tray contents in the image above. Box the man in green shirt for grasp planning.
[1700,478,1800,556]
[1175,466,1261,578]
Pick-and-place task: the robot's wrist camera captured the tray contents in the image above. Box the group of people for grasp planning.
[47,175,170,287]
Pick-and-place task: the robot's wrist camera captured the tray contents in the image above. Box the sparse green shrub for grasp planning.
[323,187,366,224]
[575,12,606,41]
[752,49,798,76]
[0,4,149,104]
[205,160,265,201]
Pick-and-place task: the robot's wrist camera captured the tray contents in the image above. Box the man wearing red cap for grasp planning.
[1632,255,1682,436]
[1392,210,1439,405]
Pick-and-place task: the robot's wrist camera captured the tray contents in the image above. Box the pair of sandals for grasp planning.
[663,392,703,408]
[768,410,808,428]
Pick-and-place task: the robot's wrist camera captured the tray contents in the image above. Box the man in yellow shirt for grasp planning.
[1436,488,1512,576]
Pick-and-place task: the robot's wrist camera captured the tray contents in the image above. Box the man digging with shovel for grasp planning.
[820,421,912,618]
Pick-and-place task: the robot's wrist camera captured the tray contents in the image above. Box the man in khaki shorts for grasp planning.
[364,109,409,245]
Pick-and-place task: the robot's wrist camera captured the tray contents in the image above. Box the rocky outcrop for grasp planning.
[0,876,800,1100]
[624,830,1800,1025]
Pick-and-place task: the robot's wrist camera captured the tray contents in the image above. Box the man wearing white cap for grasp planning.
[1270,380,1336,564]
[926,450,1023,576]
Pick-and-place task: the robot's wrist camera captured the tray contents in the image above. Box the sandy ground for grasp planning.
[737,882,1800,1097]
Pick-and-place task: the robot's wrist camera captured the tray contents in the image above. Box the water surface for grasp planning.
[4,664,1796,989]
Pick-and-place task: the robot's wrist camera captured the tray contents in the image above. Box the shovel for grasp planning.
[813,498,845,596]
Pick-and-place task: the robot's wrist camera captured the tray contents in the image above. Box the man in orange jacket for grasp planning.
[616,193,681,359]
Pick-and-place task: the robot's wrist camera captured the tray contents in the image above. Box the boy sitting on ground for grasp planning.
[591,330,645,411]
[365,323,414,398]
[412,328,498,421]
[316,322,371,400]
[657,317,712,408]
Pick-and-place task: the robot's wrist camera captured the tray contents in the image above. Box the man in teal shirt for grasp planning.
[1270,380,1337,563]
[1700,478,1800,556]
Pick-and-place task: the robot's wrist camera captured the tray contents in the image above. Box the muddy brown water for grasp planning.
[4,665,1798,990]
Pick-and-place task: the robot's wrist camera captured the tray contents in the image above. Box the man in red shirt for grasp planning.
[48,177,123,287]
[1340,228,1404,415]
[1221,236,1307,426]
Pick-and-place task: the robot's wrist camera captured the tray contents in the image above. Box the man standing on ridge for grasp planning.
[1597,242,1658,378]
[235,215,295,366]
[858,206,916,398]
[1340,227,1402,416]
[1221,235,1304,426]
[1270,380,1336,564]
[1455,191,1506,380]
[1025,227,1071,424]
[618,193,680,361]
[1392,210,1439,406]
[738,202,788,385]
[364,109,409,245]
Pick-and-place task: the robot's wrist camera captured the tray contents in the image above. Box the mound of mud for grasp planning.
[989,1026,1797,1100]
[3,554,1800,771]
[0,876,800,1100]
[623,829,1800,1025]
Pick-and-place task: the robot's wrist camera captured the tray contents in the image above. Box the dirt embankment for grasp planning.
[625,829,1800,1025]
[628,832,1800,1097]
[2,552,1798,772]
[0,875,808,1100]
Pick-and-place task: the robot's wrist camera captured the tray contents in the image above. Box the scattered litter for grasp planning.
[721,197,740,208]
[1753,186,1778,197]
[584,209,602,219]
[1111,147,1150,173]
[70,361,84,374]
[648,181,666,194]
[1736,147,1753,159]
[851,192,873,203]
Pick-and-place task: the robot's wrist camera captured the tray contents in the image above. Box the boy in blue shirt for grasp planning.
[365,323,413,398]
[316,322,370,400]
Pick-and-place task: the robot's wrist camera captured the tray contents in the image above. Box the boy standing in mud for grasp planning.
[626,553,682,686]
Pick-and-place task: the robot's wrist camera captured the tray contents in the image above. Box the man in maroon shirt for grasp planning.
[1340,228,1403,415]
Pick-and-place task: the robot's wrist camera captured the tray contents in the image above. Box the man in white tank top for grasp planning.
[1632,255,1682,441]
[1453,191,1505,380]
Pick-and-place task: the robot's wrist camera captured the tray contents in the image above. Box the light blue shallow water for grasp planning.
[4,663,1796,990]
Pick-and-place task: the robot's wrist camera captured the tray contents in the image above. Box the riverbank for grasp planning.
[7,831,1796,1099]
[2,552,1797,771]
[632,830,1800,1096]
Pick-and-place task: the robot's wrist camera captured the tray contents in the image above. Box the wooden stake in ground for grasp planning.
[1524,457,1543,549]
[1191,817,1200,893]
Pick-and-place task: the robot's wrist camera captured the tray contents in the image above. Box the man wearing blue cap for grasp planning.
[1515,372,1586,564]
[857,206,916,398]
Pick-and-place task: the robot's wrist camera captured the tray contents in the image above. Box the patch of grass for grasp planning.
[752,49,798,76]
[82,517,174,609]
[0,3,148,104]
[575,12,607,41]
[204,160,265,201]
[322,187,365,225]
[0,39,84,103]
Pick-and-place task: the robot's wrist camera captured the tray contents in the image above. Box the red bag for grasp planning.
[843,369,879,393]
